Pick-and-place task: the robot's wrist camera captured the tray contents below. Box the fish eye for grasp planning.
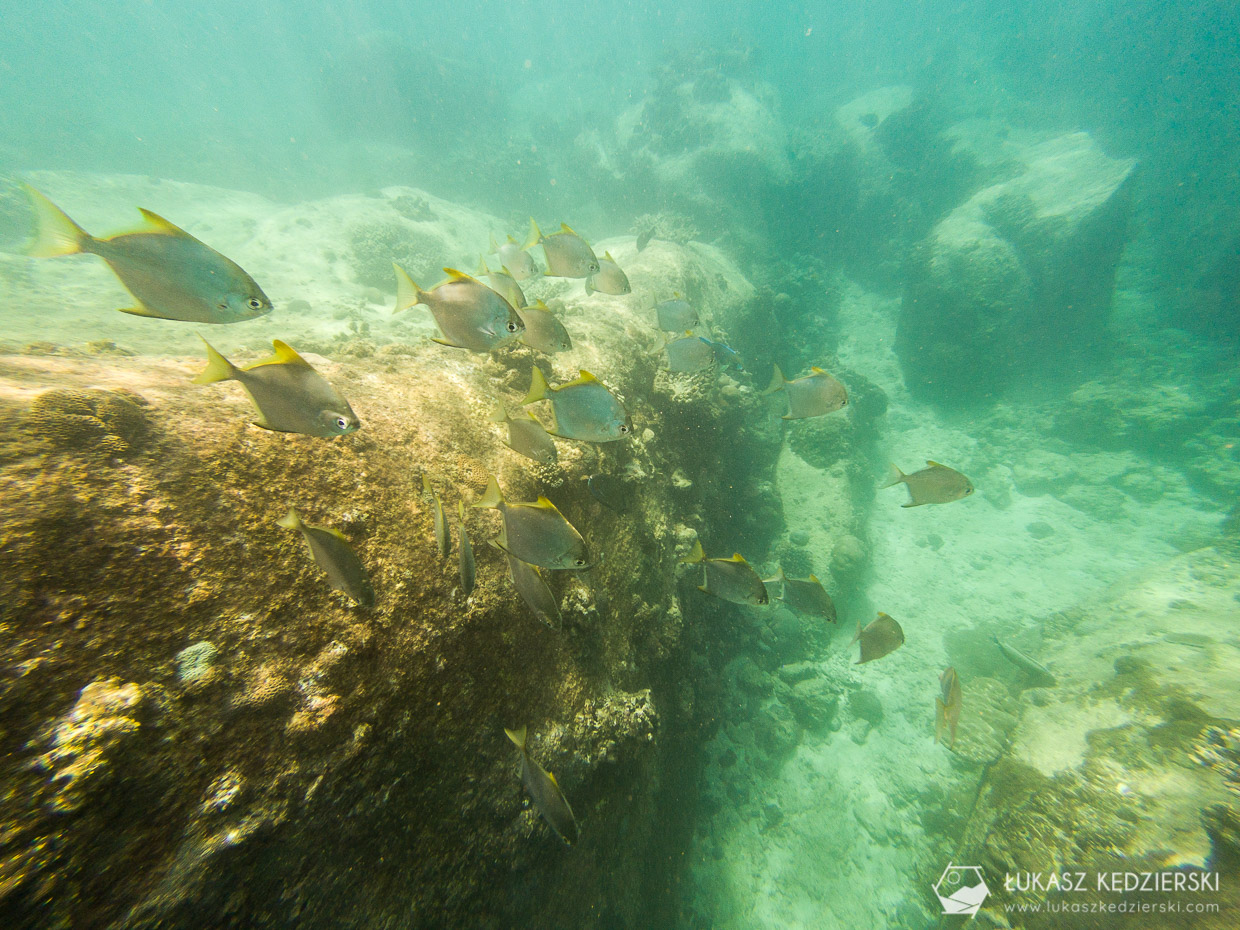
[247,297,264,311]
[335,416,350,430]
[574,558,586,566]
[507,321,519,332]
[619,424,631,434]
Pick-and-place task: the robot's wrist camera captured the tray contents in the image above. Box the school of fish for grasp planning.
[20,186,1033,848]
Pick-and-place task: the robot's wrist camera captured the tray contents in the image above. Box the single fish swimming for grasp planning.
[664,333,716,374]
[701,338,744,371]
[882,461,974,507]
[492,527,562,629]
[764,567,836,622]
[585,251,631,296]
[516,300,573,355]
[853,613,905,664]
[935,667,962,748]
[655,297,698,331]
[490,233,537,281]
[474,476,589,570]
[193,338,360,438]
[491,402,558,463]
[635,227,655,252]
[525,219,599,278]
[457,501,475,597]
[23,185,272,324]
[522,368,632,443]
[586,474,629,512]
[392,265,524,352]
[993,635,1056,687]
[491,401,558,463]
[476,255,527,309]
[681,540,768,606]
[504,725,578,844]
[423,475,450,559]
[762,364,848,419]
[277,507,375,608]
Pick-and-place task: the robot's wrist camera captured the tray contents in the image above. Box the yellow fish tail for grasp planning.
[276,507,303,531]
[192,336,238,385]
[522,367,551,405]
[504,725,528,751]
[523,217,543,251]
[474,476,504,510]
[880,464,906,489]
[680,539,706,564]
[761,364,786,396]
[22,185,91,257]
[392,263,423,314]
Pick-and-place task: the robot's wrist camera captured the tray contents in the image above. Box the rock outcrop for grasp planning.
[897,132,1136,404]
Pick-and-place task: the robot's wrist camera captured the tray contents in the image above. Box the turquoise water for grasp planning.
[2,3,1239,929]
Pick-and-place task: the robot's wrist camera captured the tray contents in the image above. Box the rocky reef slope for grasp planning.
[0,176,782,929]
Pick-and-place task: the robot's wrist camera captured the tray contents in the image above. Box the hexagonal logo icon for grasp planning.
[934,863,990,916]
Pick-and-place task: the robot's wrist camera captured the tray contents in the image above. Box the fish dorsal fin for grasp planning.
[442,267,476,283]
[808,573,820,584]
[926,460,946,468]
[531,299,550,311]
[136,208,195,238]
[499,265,514,278]
[270,339,310,366]
[245,339,311,370]
[532,496,563,514]
[548,770,560,788]
[321,526,349,542]
[726,553,748,564]
[476,255,490,276]
[566,370,600,387]
[507,234,520,245]
[604,251,615,262]
[559,223,578,236]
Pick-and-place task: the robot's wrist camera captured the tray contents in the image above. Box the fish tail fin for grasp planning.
[474,476,504,510]
[489,400,510,423]
[680,540,705,564]
[880,464,906,489]
[192,336,238,385]
[522,367,550,404]
[22,185,92,257]
[761,364,786,396]
[392,263,423,314]
[504,725,528,752]
[276,507,303,531]
[523,217,542,250]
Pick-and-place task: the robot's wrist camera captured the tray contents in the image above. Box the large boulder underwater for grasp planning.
[896,131,1136,405]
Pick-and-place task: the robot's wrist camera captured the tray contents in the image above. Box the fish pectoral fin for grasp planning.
[900,501,920,508]
[431,337,468,349]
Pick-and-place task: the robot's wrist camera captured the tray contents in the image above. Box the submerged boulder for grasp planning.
[897,132,1136,404]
